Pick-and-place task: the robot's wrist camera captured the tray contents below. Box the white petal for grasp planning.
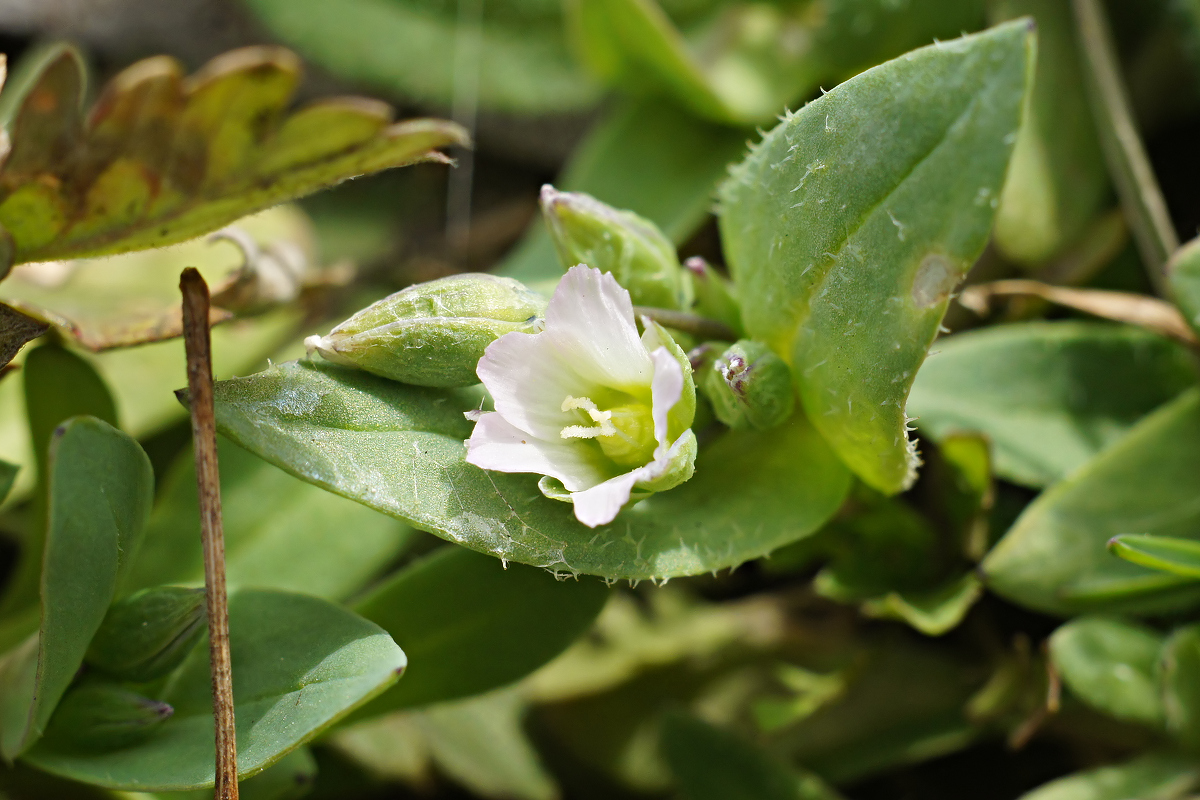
[465,413,611,491]
[570,471,641,527]
[647,346,684,451]
[476,329,591,441]
[544,265,652,393]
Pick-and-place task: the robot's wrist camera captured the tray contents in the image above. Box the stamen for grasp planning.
[560,395,616,439]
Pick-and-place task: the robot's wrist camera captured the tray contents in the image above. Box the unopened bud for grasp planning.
[45,683,173,749]
[541,185,692,310]
[306,273,547,387]
[86,586,206,683]
[701,340,794,430]
[684,257,743,334]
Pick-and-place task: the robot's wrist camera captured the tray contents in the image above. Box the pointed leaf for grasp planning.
[1110,535,1200,580]
[0,417,152,759]
[983,389,1200,616]
[1048,616,1166,726]
[0,45,466,267]
[23,589,404,791]
[908,322,1196,487]
[209,359,851,580]
[351,546,609,716]
[718,21,1034,493]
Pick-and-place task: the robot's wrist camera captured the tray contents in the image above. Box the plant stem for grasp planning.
[1072,0,1178,292]
[180,268,238,800]
[632,306,737,342]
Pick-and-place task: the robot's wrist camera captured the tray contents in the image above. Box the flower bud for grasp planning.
[684,256,743,335]
[306,273,547,387]
[86,586,206,683]
[45,683,173,749]
[540,185,692,310]
[700,340,795,430]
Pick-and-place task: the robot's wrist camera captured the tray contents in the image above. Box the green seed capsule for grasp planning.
[540,185,692,310]
[45,683,173,750]
[86,586,206,683]
[701,340,795,431]
[306,273,548,387]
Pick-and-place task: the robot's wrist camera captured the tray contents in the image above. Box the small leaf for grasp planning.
[0,301,46,369]
[210,359,852,580]
[351,546,609,715]
[0,44,466,267]
[1110,535,1200,581]
[1048,616,1166,726]
[0,417,152,759]
[1168,234,1200,337]
[983,389,1200,616]
[860,573,984,637]
[662,713,844,800]
[908,321,1196,487]
[718,20,1034,493]
[1017,754,1200,800]
[23,589,405,791]
[501,97,748,285]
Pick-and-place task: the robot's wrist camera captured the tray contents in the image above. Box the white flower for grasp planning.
[465,265,697,527]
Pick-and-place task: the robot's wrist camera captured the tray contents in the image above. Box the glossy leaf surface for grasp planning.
[1048,616,1165,725]
[908,322,1196,487]
[983,390,1200,616]
[0,417,152,759]
[718,21,1033,493]
[211,359,851,580]
[24,590,405,791]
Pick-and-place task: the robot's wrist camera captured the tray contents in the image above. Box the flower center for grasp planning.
[560,395,657,468]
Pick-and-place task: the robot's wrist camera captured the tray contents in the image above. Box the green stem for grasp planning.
[632,306,737,342]
[1072,0,1179,292]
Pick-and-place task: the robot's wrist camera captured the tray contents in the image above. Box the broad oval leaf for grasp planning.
[209,359,851,580]
[1047,616,1165,726]
[1110,535,1200,580]
[23,589,405,791]
[352,545,608,715]
[0,416,152,759]
[1162,624,1200,749]
[907,322,1196,488]
[1017,754,1200,800]
[983,389,1200,616]
[718,20,1034,493]
[127,436,411,601]
[0,44,465,268]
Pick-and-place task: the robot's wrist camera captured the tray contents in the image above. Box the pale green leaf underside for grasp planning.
[983,389,1200,617]
[210,360,851,580]
[24,589,404,791]
[718,20,1034,493]
[908,321,1197,488]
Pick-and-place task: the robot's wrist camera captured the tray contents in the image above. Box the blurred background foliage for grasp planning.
[0,0,1198,798]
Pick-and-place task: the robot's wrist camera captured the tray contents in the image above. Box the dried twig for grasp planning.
[959,279,1198,348]
[180,267,239,800]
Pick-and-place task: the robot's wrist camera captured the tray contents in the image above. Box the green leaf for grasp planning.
[1162,624,1200,749]
[0,457,17,504]
[983,389,1200,616]
[1110,534,1200,580]
[0,44,465,267]
[126,436,412,601]
[718,20,1034,494]
[859,573,984,637]
[662,713,844,800]
[0,417,152,759]
[156,746,317,800]
[1047,616,1166,726]
[2,342,119,613]
[0,303,47,370]
[24,589,404,791]
[908,321,1196,488]
[501,97,748,285]
[990,0,1109,266]
[352,546,608,715]
[210,359,851,580]
[243,0,598,114]
[1168,235,1200,336]
[1017,754,1200,800]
